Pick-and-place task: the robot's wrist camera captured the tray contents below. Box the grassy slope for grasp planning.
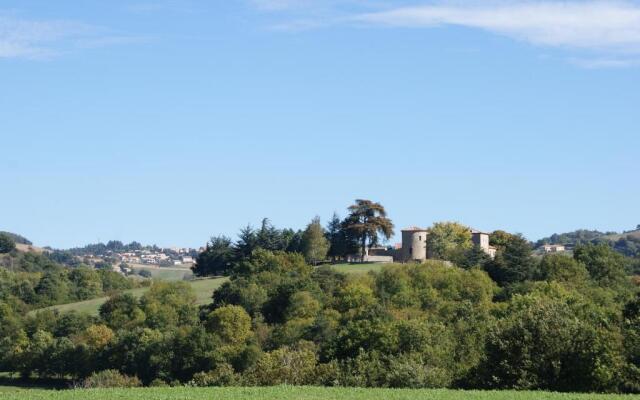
[1,386,638,399]
[14,243,44,253]
[599,229,640,242]
[31,278,228,316]
[128,264,194,281]
[330,262,387,274]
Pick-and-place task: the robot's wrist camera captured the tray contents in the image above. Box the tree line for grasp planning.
[1,242,639,391]
[1,201,640,392]
[193,199,393,276]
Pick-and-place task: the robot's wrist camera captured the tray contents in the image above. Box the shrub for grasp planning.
[245,345,317,386]
[82,369,141,388]
[138,269,153,278]
[149,378,169,387]
[190,363,239,387]
[386,353,452,388]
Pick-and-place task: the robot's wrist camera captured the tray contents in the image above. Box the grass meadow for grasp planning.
[330,262,387,274]
[128,264,195,280]
[1,386,639,400]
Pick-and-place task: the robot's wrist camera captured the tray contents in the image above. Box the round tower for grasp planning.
[401,227,428,262]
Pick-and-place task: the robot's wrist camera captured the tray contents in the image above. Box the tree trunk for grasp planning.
[361,235,366,263]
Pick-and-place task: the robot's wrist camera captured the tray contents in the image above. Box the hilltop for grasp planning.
[0,231,32,245]
[600,229,640,242]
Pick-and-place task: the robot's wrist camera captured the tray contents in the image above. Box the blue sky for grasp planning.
[1,0,639,249]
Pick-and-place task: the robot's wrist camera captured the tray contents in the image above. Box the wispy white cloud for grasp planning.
[0,14,144,60]
[250,0,640,68]
[356,2,640,53]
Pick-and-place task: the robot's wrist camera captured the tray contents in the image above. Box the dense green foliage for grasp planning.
[193,219,305,277]
[193,200,395,278]
[0,231,31,246]
[2,203,640,394]
[0,233,16,254]
[2,240,638,392]
[425,222,472,262]
[602,234,640,259]
[0,251,136,313]
[535,229,613,247]
[535,228,640,259]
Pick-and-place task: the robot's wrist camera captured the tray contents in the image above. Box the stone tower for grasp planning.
[470,229,496,258]
[401,227,429,262]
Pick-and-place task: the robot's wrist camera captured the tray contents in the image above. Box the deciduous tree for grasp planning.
[301,217,329,266]
[425,222,472,261]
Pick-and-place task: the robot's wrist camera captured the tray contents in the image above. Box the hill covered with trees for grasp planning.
[0,233,144,314]
[535,228,640,260]
[1,201,640,393]
[0,232,32,246]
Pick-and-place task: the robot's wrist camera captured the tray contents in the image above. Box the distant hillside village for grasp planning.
[41,240,203,275]
[103,247,198,266]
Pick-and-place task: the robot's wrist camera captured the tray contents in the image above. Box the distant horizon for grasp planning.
[5,219,637,250]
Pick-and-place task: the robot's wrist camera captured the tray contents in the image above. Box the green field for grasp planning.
[129,264,194,281]
[1,386,637,400]
[30,277,228,316]
[330,262,387,274]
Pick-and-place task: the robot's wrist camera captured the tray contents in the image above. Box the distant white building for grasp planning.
[181,256,194,264]
[542,244,566,253]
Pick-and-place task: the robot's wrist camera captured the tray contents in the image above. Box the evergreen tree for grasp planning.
[235,225,257,259]
[285,229,304,254]
[193,236,235,277]
[343,199,394,262]
[484,233,537,286]
[256,218,282,251]
[0,233,16,254]
[458,245,491,269]
[326,213,343,262]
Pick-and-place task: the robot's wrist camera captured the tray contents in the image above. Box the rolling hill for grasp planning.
[30,277,228,316]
